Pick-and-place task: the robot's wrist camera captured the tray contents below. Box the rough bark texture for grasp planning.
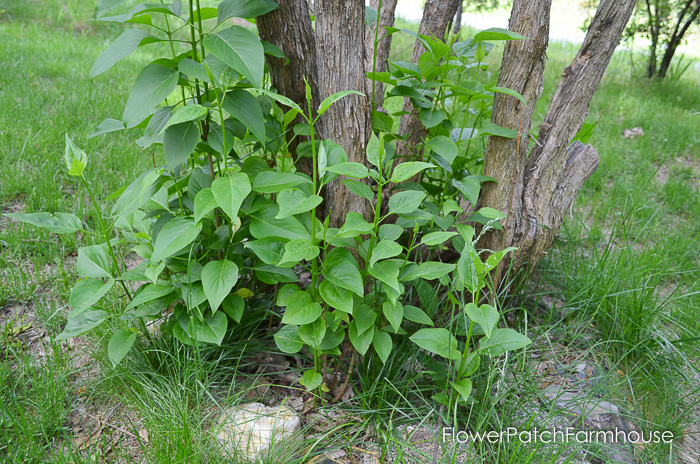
[257,0,320,176]
[365,0,399,106]
[478,0,551,255]
[316,0,372,226]
[481,0,636,276]
[394,0,461,163]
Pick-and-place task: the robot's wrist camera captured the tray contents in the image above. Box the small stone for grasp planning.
[216,402,300,462]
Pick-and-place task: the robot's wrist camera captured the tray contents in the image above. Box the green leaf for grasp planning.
[373,329,392,363]
[76,244,112,278]
[150,217,202,262]
[136,107,171,147]
[221,294,245,323]
[211,173,251,221]
[451,378,472,403]
[401,262,456,281]
[369,241,402,268]
[418,107,446,128]
[56,309,109,340]
[203,26,265,88]
[378,224,403,241]
[410,328,460,360]
[254,264,298,284]
[325,162,369,179]
[193,187,217,223]
[164,121,200,170]
[99,2,182,22]
[123,63,180,128]
[353,304,376,335]
[161,105,209,133]
[323,253,364,297]
[479,328,532,356]
[4,212,82,234]
[222,89,265,143]
[89,118,126,138]
[282,291,322,325]
[421,231,458,246]
[275,189,323,219]
[276,284,300,306]
[341,179,374,201]
[403,305,433,325]
[372,110,394,132]
[301,370,323,391]
[111,168,161,217]
[256,88,302,112]
[382,301,403,333]
[64,134,88,176]
[178,58,211,84]
[318,90,364,117]
[488,86,527,106]
[125,281,175,311]
[474,27,527,42]
[452,177,480,206]
[90,29,158,78]
[218,0,279,22]
[202,259,239,312]
[365,5,378,26]
[244,237,286,265]
[338,211,374,238]
[108,329,137,366]
[485,247,517,272]
[299,318,326,349]
[262,40,285,58]
[94,0,127,18]
[279,239,319,266]
[366,260,401,295]
[250,205,311,241]
[475,207,507,220]
[275,325,304,353]
[319,280,353,314]
[191,311,228,345]
[388,191,426,215]
[348,320,373,356]
[252,172,311,193]
[479,122,518,138]
[465,303,499,338]
[320,326,345,351]
[458,253,480,294]
[69,278,115,314]
[366,132,385,168]
[390,162,434,183]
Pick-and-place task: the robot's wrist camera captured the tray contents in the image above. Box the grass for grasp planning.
[1,2,699,463]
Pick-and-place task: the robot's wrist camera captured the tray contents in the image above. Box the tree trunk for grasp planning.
[316,0,373,226]
[365,0,399,108]
[480,0,636,277]
[257,0,321,176]
[454,0,463,36]
[645,0,658,78]
[657,1,700,78]
[478,0,551,255]
[394,0,461,164]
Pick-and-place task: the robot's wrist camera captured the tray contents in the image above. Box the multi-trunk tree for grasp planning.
[260,0,636,283]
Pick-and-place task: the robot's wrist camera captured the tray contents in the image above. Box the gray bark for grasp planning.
[316,0,373,226]
[480,0,636,276]
[365,0,399,108]
[257,0,321,176]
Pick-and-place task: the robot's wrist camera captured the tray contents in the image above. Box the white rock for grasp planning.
[216,402,301,462]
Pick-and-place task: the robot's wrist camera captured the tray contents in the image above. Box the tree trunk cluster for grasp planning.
[259,0,637,280]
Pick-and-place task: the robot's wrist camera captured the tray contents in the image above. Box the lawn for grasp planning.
[1,1,699,463]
